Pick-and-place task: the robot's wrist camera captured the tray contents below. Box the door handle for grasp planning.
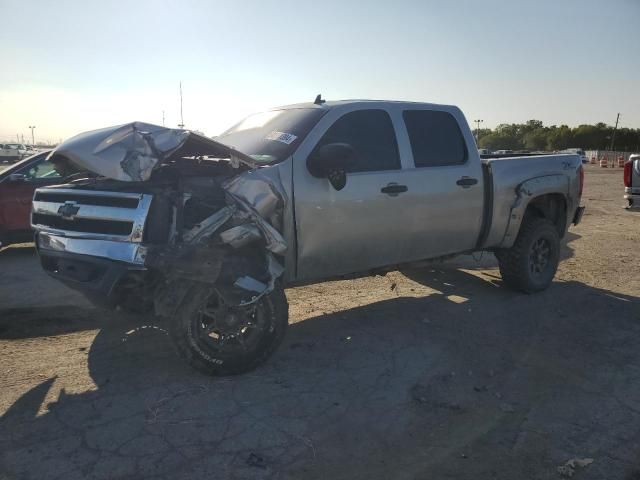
[456,177,478,188]
[381,183,408,196]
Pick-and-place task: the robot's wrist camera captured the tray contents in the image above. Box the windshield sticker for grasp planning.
[265,131,298,145]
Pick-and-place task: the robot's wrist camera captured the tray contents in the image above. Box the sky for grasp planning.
[0,0,639,144]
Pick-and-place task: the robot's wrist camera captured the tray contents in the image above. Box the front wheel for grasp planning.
[169,285,289,376]
[495,217,560,293]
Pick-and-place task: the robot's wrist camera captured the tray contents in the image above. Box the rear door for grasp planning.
[394,108,484,258]
[293,107,413,281]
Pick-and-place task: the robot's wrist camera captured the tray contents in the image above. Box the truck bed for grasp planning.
[480,153,582,249]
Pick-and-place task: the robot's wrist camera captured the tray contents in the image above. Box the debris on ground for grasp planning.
[557,458,594,477]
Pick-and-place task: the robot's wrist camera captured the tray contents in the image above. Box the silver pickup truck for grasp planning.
[31,99,585,375]
[625,154,640,210]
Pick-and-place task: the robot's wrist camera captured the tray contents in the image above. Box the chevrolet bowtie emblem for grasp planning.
[57,201,80,220]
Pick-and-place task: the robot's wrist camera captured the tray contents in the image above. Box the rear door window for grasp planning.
[315,109,401,173]
[403,110,468,167]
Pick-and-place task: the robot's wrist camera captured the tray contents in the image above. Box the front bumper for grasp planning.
[35,232,146,307]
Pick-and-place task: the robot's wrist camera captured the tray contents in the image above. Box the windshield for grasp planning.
[217,108,327,165]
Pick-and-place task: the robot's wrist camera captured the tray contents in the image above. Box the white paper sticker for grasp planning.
[265,131,298,145]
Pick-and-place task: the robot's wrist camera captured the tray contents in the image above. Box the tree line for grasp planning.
[477,120,640,152]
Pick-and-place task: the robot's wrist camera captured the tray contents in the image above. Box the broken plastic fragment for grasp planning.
[234,276,268,293]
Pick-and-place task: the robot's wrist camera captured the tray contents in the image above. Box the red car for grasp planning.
[0,150,66,248]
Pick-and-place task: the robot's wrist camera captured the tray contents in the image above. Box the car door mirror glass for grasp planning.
[307,142,356,191]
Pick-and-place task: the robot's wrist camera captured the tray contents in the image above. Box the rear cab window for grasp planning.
[314,109,400,173]
[403,110,468,168]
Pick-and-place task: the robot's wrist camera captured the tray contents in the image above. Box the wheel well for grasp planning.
[525,194,567,237]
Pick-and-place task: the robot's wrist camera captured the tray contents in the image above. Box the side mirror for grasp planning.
[307,143,356,191]
[7,173,27,183]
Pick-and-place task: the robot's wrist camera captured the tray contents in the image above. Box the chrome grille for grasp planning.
[31,188,153,243]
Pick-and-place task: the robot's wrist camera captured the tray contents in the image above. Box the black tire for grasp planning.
[495,216,560,293]
[169,285,288,376]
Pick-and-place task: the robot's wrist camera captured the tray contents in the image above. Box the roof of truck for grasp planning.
[273,99,459,111]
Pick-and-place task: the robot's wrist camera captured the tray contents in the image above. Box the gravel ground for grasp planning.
[1,165,638,480]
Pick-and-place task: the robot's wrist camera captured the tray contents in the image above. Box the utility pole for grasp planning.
[474,119,483,145]
[177,82,184,129]
[28,126,36,146]
[609,113,620,151]
[162,110,165,127]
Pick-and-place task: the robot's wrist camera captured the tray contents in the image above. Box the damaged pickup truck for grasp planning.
[31,99,585,375]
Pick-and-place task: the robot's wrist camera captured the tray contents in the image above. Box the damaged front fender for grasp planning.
[149,168,289,311]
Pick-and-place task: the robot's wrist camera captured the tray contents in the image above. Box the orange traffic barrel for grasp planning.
[618,156,625,167]
[600,157,608,168]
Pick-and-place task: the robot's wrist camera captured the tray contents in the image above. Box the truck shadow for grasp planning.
[2,267,639,479]
[409,231,580,276]
[0,306,112,339]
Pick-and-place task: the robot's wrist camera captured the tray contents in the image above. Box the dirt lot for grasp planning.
[1,166,638,480]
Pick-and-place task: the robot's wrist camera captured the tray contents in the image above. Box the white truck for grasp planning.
[0,144,29,163]
[31,99,585,375]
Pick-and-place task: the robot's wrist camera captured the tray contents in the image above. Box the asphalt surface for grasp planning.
[1,166,639,479]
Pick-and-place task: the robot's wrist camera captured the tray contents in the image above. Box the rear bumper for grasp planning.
[35,232,145,307]
[625,193,640,211]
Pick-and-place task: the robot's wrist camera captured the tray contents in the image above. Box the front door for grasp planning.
[292,108,413,281]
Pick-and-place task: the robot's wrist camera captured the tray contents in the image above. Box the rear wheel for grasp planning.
[169,285,288,375]
[495,216,560,293]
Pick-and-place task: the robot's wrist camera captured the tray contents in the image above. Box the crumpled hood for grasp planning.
[48,121,257,182]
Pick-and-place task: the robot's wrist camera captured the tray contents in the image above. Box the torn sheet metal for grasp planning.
[222,172,287,255]
[234,254,285,305]
[219,224,262,249]
[223,173,283,218]
[210,172,288,305]
[182,206,235,243]
[49,122,258,182]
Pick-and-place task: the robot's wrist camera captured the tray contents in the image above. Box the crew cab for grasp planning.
[625,154,640,210]
[30,99,585,375]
